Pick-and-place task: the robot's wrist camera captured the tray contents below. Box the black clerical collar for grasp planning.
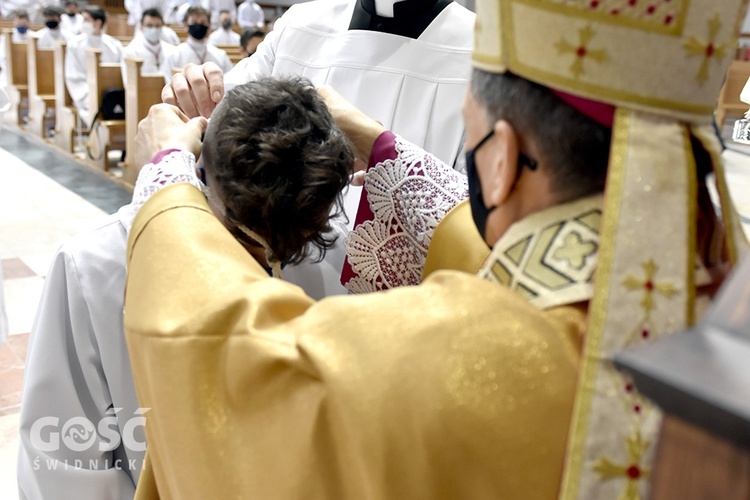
[349,0,453,39]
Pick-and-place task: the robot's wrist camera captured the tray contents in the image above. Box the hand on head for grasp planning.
[162,62,225,118]
[135,104,208,168]
[316,85,385,170]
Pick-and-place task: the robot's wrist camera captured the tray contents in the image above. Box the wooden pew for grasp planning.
[26,36,56,138]
[216,45,243,65]
[85,48,126,172]
[106,14,134,38]
[122,57,165,186]
[716,60,750,129]
[53,41,80,153]
[2,31,28,126]
[170,25,188,42]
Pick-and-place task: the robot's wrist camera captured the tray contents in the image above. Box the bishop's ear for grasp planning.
[482,120,521,208]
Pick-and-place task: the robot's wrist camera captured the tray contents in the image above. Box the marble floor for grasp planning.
[0,123,749,500]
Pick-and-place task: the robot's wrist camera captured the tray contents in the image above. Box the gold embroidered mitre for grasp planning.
[471,1,749,499]
[473,0,747,122]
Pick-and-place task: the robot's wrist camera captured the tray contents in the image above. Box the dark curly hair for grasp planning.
[201,77,355,266]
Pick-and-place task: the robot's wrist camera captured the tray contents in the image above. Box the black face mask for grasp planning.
[188,23,209,40]
[221,19,232,30]
[46,20,60,29]
[66,12,76,17]
[465,130,496,241]
[465,130,538,241]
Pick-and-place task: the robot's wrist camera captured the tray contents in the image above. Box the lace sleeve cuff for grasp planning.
[125,150,204,233]
[342,135,469,293]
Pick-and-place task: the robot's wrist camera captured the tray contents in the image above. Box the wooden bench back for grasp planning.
[86,48,125,126]
[3,31,28,88]
[27,36,55,97]
[123,57,166,184]
[54,41,73,110]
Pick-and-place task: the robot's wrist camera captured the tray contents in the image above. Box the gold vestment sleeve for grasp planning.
[126,183,586,499]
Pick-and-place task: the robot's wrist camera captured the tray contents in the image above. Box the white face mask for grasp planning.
[81,21,94,35]
[143,26,161,43]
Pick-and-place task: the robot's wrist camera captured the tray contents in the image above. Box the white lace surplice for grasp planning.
[344,132,468,294]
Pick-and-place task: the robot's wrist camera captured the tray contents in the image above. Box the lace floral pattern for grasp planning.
[344,136,468,293]
[125,150,204,232]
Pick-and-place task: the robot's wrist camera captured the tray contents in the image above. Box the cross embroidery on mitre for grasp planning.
[683,14,731,85]
[555,25,609,78]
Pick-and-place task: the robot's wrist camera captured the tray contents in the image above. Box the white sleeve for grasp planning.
[237,3,249,27]
[126,149,203,232]
[223,5,290,89]
[343,135,468,293]
[17,247,136,500]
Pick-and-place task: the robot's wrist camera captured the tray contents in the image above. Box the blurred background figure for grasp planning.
[35,6,71,49]
[239,28,265,58]
[208,9,239,45]
[237,0,264,30]
[59,0,83,35]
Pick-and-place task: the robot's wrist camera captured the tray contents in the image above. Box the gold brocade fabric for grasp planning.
[422,200,490,281]
[477,195,602,310]
[126,183,587,499]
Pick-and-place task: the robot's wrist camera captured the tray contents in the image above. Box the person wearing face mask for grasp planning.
[34,6,71,49]
[166,6,233,75]
[0,8,34,80]
[122,0,181,43]
[124,0,171,29]
[207,0,236,30]
[121,8,176,86]
[207,10,239,46]
[10,9,34,42]
[171,0,210,27]
[115,0,749,497]
[64,5,124,126]
[60,0,84,35]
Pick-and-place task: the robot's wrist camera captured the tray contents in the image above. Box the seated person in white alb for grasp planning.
[35,6,71,49]
[207,9,240,46]
[121,8,175,84]
[237,0,264,29]
[64,5,124,126]
[10,9,34,42]
[60,0,84,35]
[207,0,236,29]
[166,6,233,74]
[0,8,33,84]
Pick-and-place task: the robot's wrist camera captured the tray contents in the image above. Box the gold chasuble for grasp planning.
[125,183,591,499]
